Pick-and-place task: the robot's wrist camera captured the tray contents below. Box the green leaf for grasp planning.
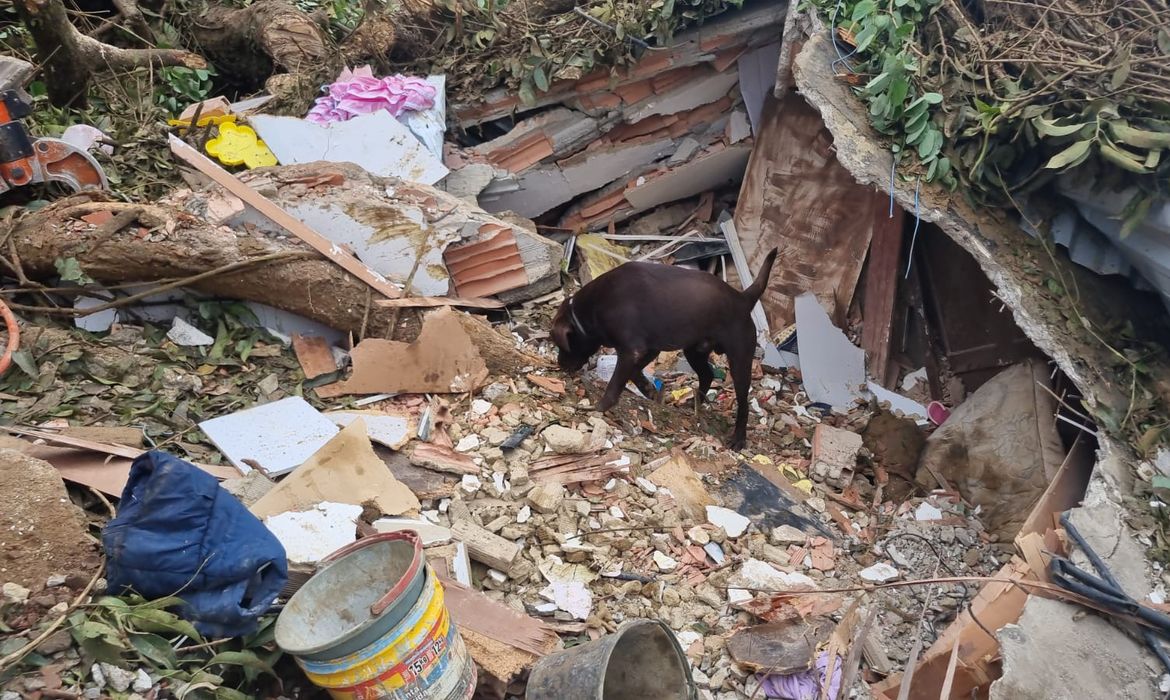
[854,24,877,53]
[127,609,202,642]
[1099,138,1151,173]
[1043,139,1093,170]
[532,65,549,92]
[921,92,943,105]
[130,633,179,669]
[888,77,909,107]
[1120,192,1153,238]
[865,71,892,94]
[139,595,188,611]
[54,257,94,285]
[9,350,37,378]
[215,689,250,700]
[94,596,131,610]
[518,79,536,106]
[851,0,876,22]
[917,129,941,160]
[206,650,277,678]
[1032,116,1087,138]
[1159,28,1170,55]
[75,620,121,641]
[1110,59,1131,91]
[1107,121,1170,149]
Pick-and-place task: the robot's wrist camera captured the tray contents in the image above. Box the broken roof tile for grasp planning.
[442,226,529,298]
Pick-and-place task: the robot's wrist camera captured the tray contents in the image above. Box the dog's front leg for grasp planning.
[595,350,643,413]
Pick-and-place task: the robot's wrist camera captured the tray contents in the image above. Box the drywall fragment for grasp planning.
[199,396,340,477]
[859,563,899,583]
[707,505,751,538]
[372,517,453,545]
[737,42,782,134]
[317,306,489,396]
[252,111,449,185]
[167,317,214,346]
[326,411,412,449]
[868,382,929,424]
[249,418,421,518]
[399,75,446,159]
[263,502,362,564]
[624,145,751,212]
[794,293,866,410]
[727,110,752,144]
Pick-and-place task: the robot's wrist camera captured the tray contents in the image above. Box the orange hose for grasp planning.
[0,298,19,377]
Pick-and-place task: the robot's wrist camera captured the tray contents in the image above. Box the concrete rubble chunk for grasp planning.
[541,425,588,454]
[810,424,863,489]
[527,482,565,513]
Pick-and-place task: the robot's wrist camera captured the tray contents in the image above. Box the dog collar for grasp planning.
[567,296,588,336]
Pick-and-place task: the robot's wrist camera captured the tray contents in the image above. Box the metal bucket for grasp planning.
[526,619,696,700]
[275,532,475,700]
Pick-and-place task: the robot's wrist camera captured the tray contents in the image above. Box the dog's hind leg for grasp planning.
[628,351,661,401]
[726,342,753,450]
[683,346,714,414]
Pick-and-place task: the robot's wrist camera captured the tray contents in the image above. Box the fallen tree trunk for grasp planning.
[8,196,400,337]
[14,0,206,107]
[186,0,334,97]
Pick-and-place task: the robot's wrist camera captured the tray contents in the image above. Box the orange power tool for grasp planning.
[0,89,109,196]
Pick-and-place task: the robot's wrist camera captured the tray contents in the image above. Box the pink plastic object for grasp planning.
[306,66,436,125]
[928,400,951,426]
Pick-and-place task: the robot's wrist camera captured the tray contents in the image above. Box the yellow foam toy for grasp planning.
[204,121,277,168]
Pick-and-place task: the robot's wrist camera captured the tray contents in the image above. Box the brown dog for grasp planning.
[551,248,778,450]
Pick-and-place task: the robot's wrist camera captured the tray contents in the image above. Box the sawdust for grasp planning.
[0,450,100,590]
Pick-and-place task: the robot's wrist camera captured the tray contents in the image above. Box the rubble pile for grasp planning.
[0,2,1166,700]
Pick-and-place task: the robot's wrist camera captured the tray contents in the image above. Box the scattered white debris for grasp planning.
[635,477,659,495]
[132,669,152,693]
[604,478,618,491]
[517,505,532,524]
[914,502,944,521]
[859,562,900,583]
[901,367,928,391]
[653,551,679,572]
[1,582,30,604]
[372,517,453,545]
[539,581,593,620]
[471,399,492,415]
[703,542,726,566]
[609,505,625,519]
[687,525,710,545]
[456,434,481,452]
[167,316,215,346]
[460,474,482,494]
[487,569,508,584]
[706,505,750,538]
[263,502,362,564]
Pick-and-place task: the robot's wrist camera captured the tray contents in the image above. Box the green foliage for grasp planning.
[35,593,282,699]
[405,0,745,104]
[156,66,217,115]
[803,0,1170,231]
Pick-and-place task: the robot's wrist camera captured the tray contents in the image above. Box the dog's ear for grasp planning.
[551,318,572,352]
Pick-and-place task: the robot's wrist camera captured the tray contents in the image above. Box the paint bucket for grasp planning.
[274,532,476,700]
[526,618,696,700]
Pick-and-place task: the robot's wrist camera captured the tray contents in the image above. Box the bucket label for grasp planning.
[340,610,474,700]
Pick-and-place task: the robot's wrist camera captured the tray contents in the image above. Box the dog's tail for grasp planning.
[742,247,778,305]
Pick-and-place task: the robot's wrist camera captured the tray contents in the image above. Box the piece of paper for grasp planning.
[249,418,421,518]
[198,396,339,477]
[317,306,489,397]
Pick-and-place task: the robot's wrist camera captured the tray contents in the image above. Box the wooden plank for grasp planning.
[375,297,505,309]
[451,518,521,572]
[860,205,905,388]
[167,134,402,299]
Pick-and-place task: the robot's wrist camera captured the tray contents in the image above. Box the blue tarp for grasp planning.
[103,451,287,638]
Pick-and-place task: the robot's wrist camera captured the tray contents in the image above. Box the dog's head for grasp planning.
[551,297,596,372]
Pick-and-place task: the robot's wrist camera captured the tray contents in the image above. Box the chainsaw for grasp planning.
[0,89,109,196]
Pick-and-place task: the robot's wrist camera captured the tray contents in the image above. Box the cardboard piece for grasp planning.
[1,427,238,496]
[168,134,403,300]
[316,306,489,397]
[250,419,421,518]
[199,396,340,477]
[251,111,449,185]
[292,334,338,379]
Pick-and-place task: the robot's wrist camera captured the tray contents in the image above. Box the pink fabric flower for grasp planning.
[305,66,436,125]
